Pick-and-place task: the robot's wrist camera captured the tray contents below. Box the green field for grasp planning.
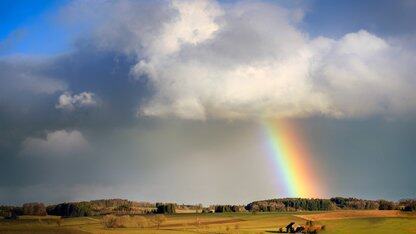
[1,211,415,233]
[321,217,416,234]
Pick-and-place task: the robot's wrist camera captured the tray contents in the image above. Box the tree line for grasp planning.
[244,197,412,212]
[1,197,415,218]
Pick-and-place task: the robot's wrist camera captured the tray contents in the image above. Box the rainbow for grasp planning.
[263,119,323,198]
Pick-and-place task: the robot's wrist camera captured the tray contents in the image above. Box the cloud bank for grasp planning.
[65,0,416,120]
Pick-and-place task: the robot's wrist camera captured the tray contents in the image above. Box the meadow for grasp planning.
[1,210,415,234]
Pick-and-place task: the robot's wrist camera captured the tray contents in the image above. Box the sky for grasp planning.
[1,0,416,205]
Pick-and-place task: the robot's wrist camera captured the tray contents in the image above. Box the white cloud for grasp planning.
[66,0,416,120]
[309,31,416,118]
[21,130,89,157]
[56,91,98,111]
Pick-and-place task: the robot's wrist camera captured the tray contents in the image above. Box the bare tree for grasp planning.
[150,214,166,229]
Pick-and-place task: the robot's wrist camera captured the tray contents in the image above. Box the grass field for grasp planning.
[1,210,415,233]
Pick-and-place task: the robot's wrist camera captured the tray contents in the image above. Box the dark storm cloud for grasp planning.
[1,0,416,205]
[302,0,416,38]
[0,43,147,132]
[0,43,151,201]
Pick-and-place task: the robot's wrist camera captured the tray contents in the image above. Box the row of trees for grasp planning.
[47,203,93,217]
[213,205,246,213]
[245,197,415,212]
[1,203,48,218]
[330,197,380,210]
[246,198,335,212]
[22,203,47,216]
[399,199,416,211]
[0,203,48,217]
[0,206,23,219]
[46,199,158,217]
[2,198,415,218]
[0,201,177,219]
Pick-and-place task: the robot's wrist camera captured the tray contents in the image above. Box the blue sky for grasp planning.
[0,0,71,55]
[1,0,416,205]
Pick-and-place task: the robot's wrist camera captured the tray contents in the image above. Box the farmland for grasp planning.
[1,210,415,233]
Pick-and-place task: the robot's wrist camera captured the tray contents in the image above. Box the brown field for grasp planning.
[175,209,200,214]
[295,209,416,221]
